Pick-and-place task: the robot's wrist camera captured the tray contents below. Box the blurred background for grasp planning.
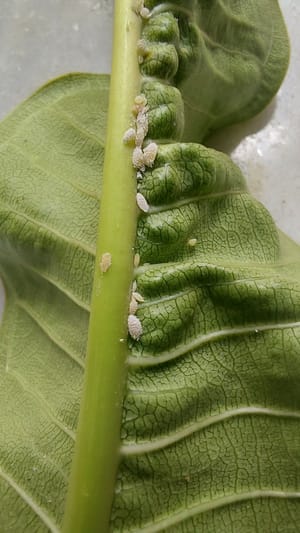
[0,0,299,314]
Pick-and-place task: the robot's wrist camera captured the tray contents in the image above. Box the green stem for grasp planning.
[62,2,141,531]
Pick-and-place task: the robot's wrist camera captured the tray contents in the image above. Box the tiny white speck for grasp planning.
[136,126,145,146]
[129,297,138,315]
[188,238,197,247]
[132,291,144,303]
[137,39,148,55]
[135,94,147,106]
[72,23,79,31]
[140,7,150,19]
[133,94,148,115]
[136,192,149,213]
[128,314,143,340]
[123,127,136,145]
[143,142,158,167]
[135,110,148,146]
[100,252,112,273]
[134,253,140,268]
[137,171,144,181]
[136,108,148,129]
[132,147,145,170]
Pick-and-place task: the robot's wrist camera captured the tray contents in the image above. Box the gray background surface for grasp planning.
[0,1,299,314]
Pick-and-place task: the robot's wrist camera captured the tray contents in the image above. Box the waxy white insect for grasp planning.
[134,253,140,268]
[129,297,139,315]
[132,280,137,292]
[137,39,148,55]
[188,238,197,247]
[137,171,144,181]
[140,6,150,19]
[143,142,158,167]
[132,291,145,303]
[132,147,145,171]
[136,192,149,213]
[123,127,136,145]
[136,110,149,146]
[100,252,112,273]
[136,127,145,147]
[137,39,149,64]
[136,123,147,145]
[133,94,148,115]
[128,314,143,340]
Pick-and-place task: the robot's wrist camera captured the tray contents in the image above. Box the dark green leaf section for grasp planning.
[0,74,109,531]
[141,0,289,142]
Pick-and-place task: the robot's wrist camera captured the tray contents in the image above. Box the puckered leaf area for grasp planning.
[113,142,300,531]
[141,0,289,141]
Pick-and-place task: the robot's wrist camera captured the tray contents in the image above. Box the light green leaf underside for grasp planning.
[0,74,109,531]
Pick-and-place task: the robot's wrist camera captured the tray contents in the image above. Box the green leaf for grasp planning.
[112,143,300,531]
[0,1,299,532]
[140,0,289,141]
[0,73,109,531]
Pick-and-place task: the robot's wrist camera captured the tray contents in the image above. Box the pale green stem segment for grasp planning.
[62,2,141,531]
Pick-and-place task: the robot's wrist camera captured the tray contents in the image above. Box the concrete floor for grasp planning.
[0,1,299,314]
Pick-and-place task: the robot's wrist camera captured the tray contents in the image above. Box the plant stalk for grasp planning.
[62,2,141,531]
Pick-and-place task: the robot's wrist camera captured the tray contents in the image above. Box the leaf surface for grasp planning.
[0,1,298,532]
[112,143,300,531]
[0,74,109,531]
[141,0,289,141]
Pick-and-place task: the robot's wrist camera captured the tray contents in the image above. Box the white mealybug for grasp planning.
[123,127,136,145]
[137,39,148,55]
[143,142,158,167]
[137,39,149,64]
[128,314,143,340]
[129,297,138,315]
[137,110,148,130]
[132,147,145,171]
[136,126,146,147]
[133,94,148,115]
[136,110,148,146]
[188,238,197,247]
[132,291,145,303]
[140,7,150,19]
[136,192,149,213]
[132,280,137,292]
[100,252,112,273]
[137,171,144,181]
[134,253,140,268]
